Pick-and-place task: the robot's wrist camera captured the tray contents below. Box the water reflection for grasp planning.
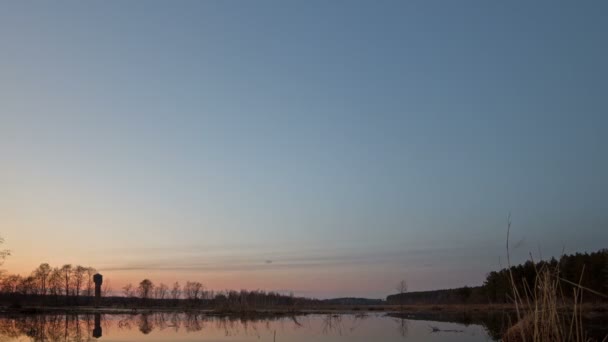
[0,313,100,341]
[387,310,514,340]
[393,317,409,337]
[92,314,102,338]
[0,312,495,341]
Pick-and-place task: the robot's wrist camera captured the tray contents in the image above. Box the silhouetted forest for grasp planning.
[0,263,103,306]
[0,263,319,309]
[2,249,606,309]
[320,298,384,306]
[387,249,608,305]
[483,249,608,303]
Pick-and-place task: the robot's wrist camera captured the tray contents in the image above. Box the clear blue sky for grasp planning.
[1,1,607,298]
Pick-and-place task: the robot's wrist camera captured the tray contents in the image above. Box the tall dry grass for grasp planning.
[503,215,607,342]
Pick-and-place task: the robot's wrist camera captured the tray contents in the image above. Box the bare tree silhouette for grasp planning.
[122,283,135,298]
[138,279,154,300]
[72,265,87,297]
[101,279,113,297]
[61,264,72,296]
[171,281,181,301]
[396,279,407,308]
[0,236,10,265]
[85,267,97,297]
[34,263,51,295]
[155,283,168,299]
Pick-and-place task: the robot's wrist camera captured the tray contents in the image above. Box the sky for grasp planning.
[0,1,607,299]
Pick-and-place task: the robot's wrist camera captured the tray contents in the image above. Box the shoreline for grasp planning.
[0,303,605,316]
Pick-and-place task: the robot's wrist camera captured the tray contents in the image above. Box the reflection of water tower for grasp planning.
[93,313,102,338]
[93,274,103,305]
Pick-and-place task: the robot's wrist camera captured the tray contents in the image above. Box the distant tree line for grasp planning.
[320,298,384,306]
[0,237,317,310]
[118,278,311,310]
[387,249,608,305]
[0,265,316,309]
[0,263,100,298]
[386,286,483,305]
[0,263,105,306]
[483,249,608,303]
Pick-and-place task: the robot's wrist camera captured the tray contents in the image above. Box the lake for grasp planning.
[0,312,503,341]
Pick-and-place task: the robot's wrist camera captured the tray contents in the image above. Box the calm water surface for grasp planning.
[0,313,497,341]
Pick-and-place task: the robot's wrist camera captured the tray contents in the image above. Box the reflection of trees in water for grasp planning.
[386,311,514,341]
[169,312,181,332]
[0,312,382,340]
[138,314,154,334]
[392,317,409,338]
[321,314,344,335]
[320,314,371,336]
[241,319,260,338]
[289,315,300,327]
[116,313,219,335]
[0,314,96,342]
[153,312,168,331]
[349,313,369,333]
[211,315,308,338]
[477,311,516,340]
[184,313,203,332]
[118,314,135,330]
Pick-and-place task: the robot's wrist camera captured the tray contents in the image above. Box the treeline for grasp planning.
[0,267,317,309]
[0,263,101,299]
[117,281,386,308]
[483,249,608,303]
[114,278,314,310]
[321,298,385,306]
[386,286,484,305]
[387,249,608,305]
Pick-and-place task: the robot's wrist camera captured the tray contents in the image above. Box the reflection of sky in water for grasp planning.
[0,313,495,341]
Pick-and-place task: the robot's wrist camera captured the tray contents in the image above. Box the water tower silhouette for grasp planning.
[93,274,103,304]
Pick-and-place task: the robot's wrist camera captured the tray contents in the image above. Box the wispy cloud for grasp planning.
[98,242,502,274]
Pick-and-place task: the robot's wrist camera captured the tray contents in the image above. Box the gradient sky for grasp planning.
[1,1,607,299]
